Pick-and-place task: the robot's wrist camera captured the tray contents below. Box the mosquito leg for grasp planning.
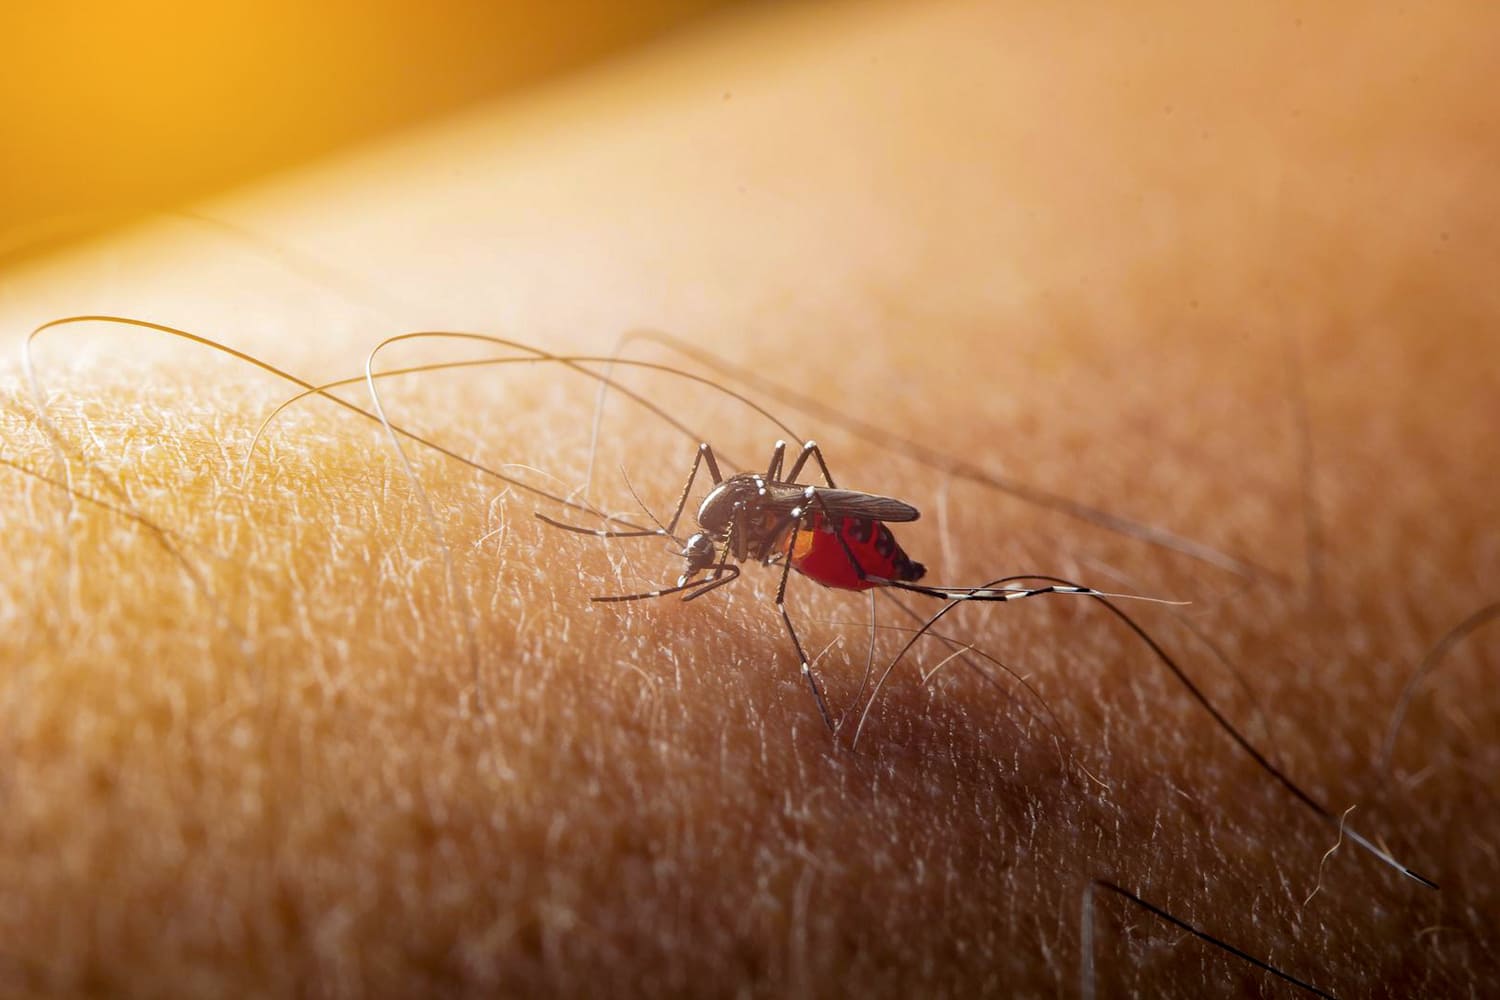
[609,327,1273,580]
[641,441,721,539]
[805,489,874,578]
[774,511,837,733]
[784,440,838,488]
[588,563,745,604]
[681,564,741,602]
[591,578,709,603]
[764,439,787,480]
[885,579,1102,603]
[697,442,724,486]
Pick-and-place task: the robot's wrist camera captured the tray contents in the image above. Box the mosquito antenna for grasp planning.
[1378,600,1500,773]
[533,512,665,540]
[616,464,681,545]
[1080,880,1338,999]
[611,327,1278,581]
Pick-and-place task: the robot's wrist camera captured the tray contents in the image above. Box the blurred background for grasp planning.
[0,0,749,266]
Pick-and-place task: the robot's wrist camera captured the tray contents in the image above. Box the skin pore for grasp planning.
[1,2,1496,995]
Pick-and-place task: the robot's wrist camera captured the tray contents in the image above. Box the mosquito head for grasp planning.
[682,532,719,576]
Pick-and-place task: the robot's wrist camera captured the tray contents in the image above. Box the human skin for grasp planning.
[1,1,1496,996]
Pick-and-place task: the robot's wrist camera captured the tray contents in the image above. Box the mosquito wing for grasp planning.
[754,480,921,523]
[809,488,921,523]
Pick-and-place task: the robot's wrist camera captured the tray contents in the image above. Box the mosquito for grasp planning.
[536,427,1438,892]
[538,436,1165,733]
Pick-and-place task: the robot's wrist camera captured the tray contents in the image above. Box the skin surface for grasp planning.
[1,1,1496,995]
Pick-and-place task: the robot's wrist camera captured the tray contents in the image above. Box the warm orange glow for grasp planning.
[0,0,745,261]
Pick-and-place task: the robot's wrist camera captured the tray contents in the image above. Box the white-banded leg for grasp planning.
[883,579,1103,602]
[589,498,745,604]
[903,573,1438,889]
[680,526,743,603]
[591,564,741,604]
[763,439,787,480]
[783,440,837,488]
[768,503,837,733]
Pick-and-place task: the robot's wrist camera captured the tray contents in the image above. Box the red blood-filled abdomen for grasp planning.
[786,513,926,591]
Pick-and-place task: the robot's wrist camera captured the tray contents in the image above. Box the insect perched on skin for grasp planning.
[514,335,1436,898]
[539,437,1120,732]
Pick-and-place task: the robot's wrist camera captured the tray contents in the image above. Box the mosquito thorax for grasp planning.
[695,475,765,537]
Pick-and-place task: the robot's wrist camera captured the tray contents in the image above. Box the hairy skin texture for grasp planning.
[1,1,1497,996]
